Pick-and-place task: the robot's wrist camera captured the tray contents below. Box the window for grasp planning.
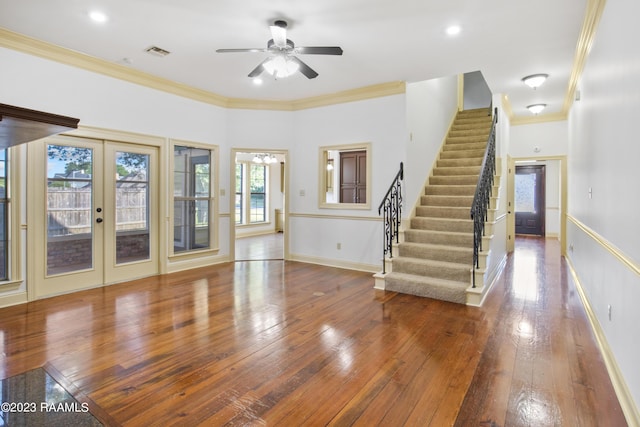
[173,145,213,253]
[0,149,7,280]
[319,142,371,209]
[236,161,269,225]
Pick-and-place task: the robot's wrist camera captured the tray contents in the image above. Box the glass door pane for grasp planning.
[515,172,537,213]
[115,151,150,264]
[46,145,94,275]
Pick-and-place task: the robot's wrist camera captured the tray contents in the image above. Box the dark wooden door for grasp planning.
[339,150,366,203]
[515,165,545,235]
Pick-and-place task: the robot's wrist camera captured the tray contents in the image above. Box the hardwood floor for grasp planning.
[0,238,627,426]
[235,232,284,260]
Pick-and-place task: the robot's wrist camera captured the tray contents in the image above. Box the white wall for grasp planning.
[510,121,568,158]
[289,95,407,270]
[566,0,640,416]
[509,121,567,238]
[405,76,459,213]
[464,71,492,110]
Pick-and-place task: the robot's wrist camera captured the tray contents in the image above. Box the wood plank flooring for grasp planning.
[235,232,284,261]
[0,238,627,426]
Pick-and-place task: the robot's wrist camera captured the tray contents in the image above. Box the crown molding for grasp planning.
[511,111,567,126]
[0,27,405,111]
[290,81,406,110]
[563,0,607,113]
[504,0,606,126]
[0,28,230,107]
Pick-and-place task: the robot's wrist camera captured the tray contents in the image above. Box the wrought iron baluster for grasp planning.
[470,110,498,287]
[378,163,404,274]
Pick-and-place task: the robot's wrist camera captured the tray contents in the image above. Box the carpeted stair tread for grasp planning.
[437,158,483,167]
[410,216,473,233]
[403,229,472,247]
[425,185,476,196]
[429,175,479,185]
[415,205,470,219]
[390,257,470,282]
[383,108,492,304]
[385,272,468,304]
[442,142,487,152]
[440,149,486,159]
[420,194,474,207]
[432,166,481,176]
[398,242,472,264]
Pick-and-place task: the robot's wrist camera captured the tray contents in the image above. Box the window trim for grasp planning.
[235,161,269,226]
[0,145,24,291]
[318,142,372,210]
[169,139,218,259]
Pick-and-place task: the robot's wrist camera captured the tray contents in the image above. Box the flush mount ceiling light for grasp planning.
[527,104,547,114]
[88,10,108,23]
[522,74,549,89]
[446,25,462,36]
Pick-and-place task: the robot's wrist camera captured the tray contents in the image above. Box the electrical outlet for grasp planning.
[299,189,305,196]
[569,243,574,252]
[337,243,341,250]
[608,305,612,321]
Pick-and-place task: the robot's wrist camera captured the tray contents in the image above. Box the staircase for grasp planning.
[383,108,493,304]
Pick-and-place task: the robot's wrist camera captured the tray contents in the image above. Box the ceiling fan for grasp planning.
[216,20,343,79]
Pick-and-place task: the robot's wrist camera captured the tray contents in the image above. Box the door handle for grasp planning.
[96,218,103,223]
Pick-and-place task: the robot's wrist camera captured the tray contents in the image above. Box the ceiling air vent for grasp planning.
[144,46,171,57]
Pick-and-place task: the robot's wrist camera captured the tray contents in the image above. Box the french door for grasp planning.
[29,136,158,298]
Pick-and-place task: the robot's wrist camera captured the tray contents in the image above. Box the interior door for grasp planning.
[339,150,366,203]
[29,136,158,298]
[515,165,545,236]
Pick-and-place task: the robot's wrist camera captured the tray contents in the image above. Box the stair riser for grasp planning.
[446,136,489,145]
[410,218,473,233]
[440,149,486,160]
[442,142,486,152]
[436,158,482,167]
[433,166,481,176]
[391,260,469,282]
[421,195,473,207]
[398,245,471,264]
[449,129,491,138]
[404,230,472,247]
[384,277,467,304]
[429,175,478,185]
[415,206,469,219]
[425,185,476,196]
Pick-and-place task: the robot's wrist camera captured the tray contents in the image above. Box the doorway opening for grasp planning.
[232,149,287,261]
[515,164,546,236]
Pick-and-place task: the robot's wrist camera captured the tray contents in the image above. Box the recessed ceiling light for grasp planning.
[446,25,462,36]
[89,10,108,23]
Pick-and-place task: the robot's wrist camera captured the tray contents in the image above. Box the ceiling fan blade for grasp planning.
[216,48,267,53]
[270,23,287,48]
[295,46,343,55]
[248,58,270,78]
[290,57,318,79]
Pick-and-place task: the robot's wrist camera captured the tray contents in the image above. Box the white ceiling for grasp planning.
[0,0,586,116]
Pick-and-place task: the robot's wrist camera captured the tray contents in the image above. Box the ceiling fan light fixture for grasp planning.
[527,104,547,114]
[263,56,299,78]
[522,74,549,89]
